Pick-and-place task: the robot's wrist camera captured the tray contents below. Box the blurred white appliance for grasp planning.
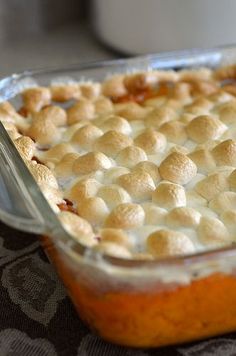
[92,0,236,55]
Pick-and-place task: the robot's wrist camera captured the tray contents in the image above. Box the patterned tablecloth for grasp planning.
[0,220,236,356]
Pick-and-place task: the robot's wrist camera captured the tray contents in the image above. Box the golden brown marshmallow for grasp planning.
[97,184,131,209]
[132,161,160,184]
[209,191,236,214]
[152,182,186,209]
[159,152,197,185]
[67,178,101,202]
[195,172,229,201]
[216,100,236,124]
[188,149,216,174]
[212,140,236,166]
[102,75,127,98]
[73,152,111,175]
[166,207,201,228]
[14,136,35,161]
[117,171,155,201]
[186,115,226,143]
[229,169,236,191]
[116,145,147,168]
[22,87,51,112]
[77,197,109,225]
[94,96,113,115]
[50,84,81,102]
[159,121,187,145]
[27,118,60,146]
[197,216,231,246]
[80,82,101,100]
[93,242,131,258]
[54,153,80,177]
[58,211,95,246]
[103,166,130,184]
[105,203,145,229]
[100,228,131,248]
[100,115,131,135]
[145,106,177,128]
[116,102,147,121]
[67,99,95,125]
[123,72,158,92]
[43,143,74,163]
[221,210,236,233]
[33,105,67,127]
[71,124,103,150]
[95,130,132,157]
[27,162,58,188]
[146,229,195,258]
[134,129,167,154]
[142,203,167,225]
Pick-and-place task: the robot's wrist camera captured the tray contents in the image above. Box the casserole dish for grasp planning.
[1,45,236,348]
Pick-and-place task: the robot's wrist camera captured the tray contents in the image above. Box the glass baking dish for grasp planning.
[1,45,236,348]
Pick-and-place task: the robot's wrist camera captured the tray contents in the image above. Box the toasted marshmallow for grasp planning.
[146,229,195,257]
[142,203,167,225]
[73,152,111,175]
[54,153,80,177]
[100,228,131,248]
[67,99,95,125]
[71,124,103,150]
[27,118,60,146]
[134,129,167,154]
[216,100,236,124]
[159,152,197,185]
[33,105,67,127]
[159,121,187,145]
[212,140,236,166]
[145,106,176,128]
[66,178,101,202]
[39,183,63,206]
[123,72,159,92]
[186,191,207,208]
[95,130,132,157]
[97,184,131,209]
[77,197,109,225]
[116,102,147,121]
[209,191,236,214]
[229,169,236,191]
[22,87,51,112]
[188,149,216,174]
[116,145,147,168]
[50,84,81,102]
[195,172,229,201]
[132,161,160,184]
[27,162,58,188]
[102,75,127,98]
[186,115,226,143]
[93,242,131,258]
[14,136,35,161]
[221,210,236,233]
[197,216,231,246]
[103,166,130,184]
[58,211,95,246]
[43,143,74,163]
[105,203,145,229]
[152,182,186,209]
[94,96,113,115]
[80,82,101,100]
[117,171,155,201]
[100,115,131,135]
[166,207,201,228]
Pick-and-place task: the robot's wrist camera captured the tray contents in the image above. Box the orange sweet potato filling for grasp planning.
[41,235,236,348]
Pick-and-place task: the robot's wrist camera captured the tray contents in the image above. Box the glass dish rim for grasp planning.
[1,43,236,271]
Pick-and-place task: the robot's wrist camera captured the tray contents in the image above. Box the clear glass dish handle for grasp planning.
[0,122,49,234]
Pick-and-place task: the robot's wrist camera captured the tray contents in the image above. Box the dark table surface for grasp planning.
[1,220,236,356]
